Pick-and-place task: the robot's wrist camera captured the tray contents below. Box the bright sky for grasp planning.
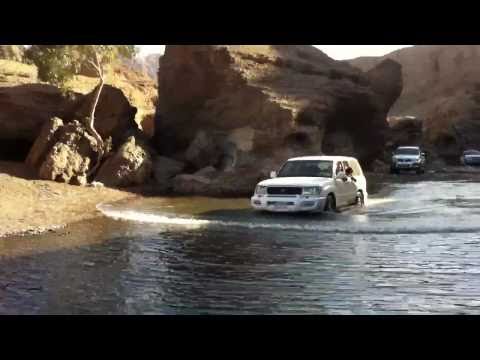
[138,45,411,60]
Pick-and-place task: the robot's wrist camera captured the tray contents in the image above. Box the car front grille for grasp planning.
[267,187,302,196]
[267,201,295,206]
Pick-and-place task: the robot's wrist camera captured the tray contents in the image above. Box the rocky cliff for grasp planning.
[154,45,402,195]
[349,45,480,162]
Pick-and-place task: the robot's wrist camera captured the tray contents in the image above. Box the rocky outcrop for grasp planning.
[27,118,154,188]
[154,45,402,194]
[65,65,157,137]
[349,46,480,163]
[0,84,78,143]
[37,120,100,186]
[366,59,403,114]
[69,84,138,146]
[0,80,142,162]
[0,56,157,187]
[348,46,480,117]
[95,136,152,187]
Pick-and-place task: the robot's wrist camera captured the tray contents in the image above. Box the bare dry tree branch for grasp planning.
[87,59,101,74]
[94,50,104,78]
[86,48,107,178]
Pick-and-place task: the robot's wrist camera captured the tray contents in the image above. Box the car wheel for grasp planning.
[355,190,365,207]
[324,194,337,212]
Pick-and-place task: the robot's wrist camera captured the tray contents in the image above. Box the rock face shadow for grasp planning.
[0,161,36,180]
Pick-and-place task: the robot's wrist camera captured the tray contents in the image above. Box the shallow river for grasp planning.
[2,178,480,314]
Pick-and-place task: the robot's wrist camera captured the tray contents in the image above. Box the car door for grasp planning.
[351,159,367,194]
[334,161,349,206]
[343,161,358,204]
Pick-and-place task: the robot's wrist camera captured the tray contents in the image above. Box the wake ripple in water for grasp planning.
[98,204,480,235]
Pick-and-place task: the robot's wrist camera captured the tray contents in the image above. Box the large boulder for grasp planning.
[37,120,99,186]
[154,45,402,195]
[172,174,212,195]
[0,84,77,143]
[25,117,64,168]
[70,84,138,146]
[152,156,186,191]
[95,136,152,187]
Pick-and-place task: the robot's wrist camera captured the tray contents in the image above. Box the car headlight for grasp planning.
[303,186,321,196]
[255,185,267,195]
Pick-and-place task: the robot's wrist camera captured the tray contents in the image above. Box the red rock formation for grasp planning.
[154,45,402,195]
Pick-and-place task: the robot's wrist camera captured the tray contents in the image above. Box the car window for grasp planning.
[351,160,362,176]
[395,148,420,155]
[336,162,344,175]
[277,160,333,178]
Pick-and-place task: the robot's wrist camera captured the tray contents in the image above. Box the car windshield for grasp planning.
[395,148,420,155]
[464,150,480,155]
[277,160,333,178]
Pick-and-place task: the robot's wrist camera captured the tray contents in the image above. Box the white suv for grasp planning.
[390,146,426,174]
[251,156,368,213]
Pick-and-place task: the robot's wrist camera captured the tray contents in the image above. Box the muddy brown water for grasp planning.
[1,176,480,314]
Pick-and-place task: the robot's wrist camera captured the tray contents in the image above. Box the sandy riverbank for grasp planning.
[0,161,138,238]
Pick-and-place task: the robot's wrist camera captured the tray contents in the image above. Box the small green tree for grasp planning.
[26,45,137,174]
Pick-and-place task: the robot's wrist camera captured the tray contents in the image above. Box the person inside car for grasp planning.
[345,166,357,183]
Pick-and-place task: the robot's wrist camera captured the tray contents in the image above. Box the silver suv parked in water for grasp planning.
[390,146,426,174]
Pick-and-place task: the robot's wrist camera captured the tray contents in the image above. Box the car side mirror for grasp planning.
[270,171,277,178]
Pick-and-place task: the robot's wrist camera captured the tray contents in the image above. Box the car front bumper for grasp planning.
[392,162,423,169]
[250,195,327,212]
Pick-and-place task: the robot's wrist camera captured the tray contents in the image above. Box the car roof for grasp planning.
[287,156,358,162]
